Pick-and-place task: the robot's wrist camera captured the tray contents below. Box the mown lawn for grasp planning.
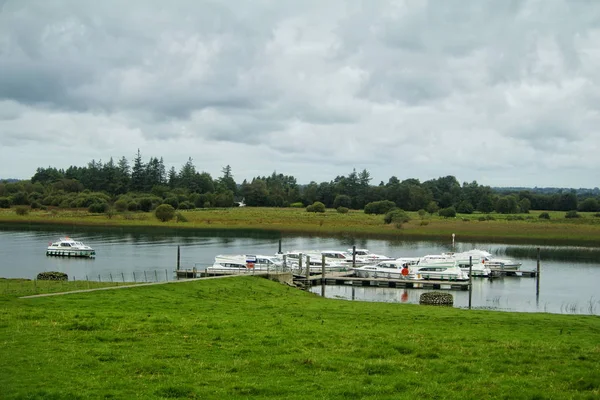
[1,277,599,399]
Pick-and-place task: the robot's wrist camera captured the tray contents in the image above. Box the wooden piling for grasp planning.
[306,255,311,281]
[321,254,326,297]
[536,247,541,297]
[352,245,356,269]
[177,245,181,270]
[278,239,282,254]
[468,256,473,310]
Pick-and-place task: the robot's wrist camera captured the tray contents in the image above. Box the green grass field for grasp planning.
[1,277,599,399]
[2,207,600,245]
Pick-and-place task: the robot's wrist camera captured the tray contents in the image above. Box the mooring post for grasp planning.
[468,256,473,310]
[306,255,311,283]
[177,245,181,271]
[321,254,326,297]
[278,239,282,254]
[352,245,356,269]
[298,254,303,278]
[536,247,541,297]
[283,254,287,270]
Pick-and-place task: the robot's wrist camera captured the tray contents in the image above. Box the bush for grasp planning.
[290,202,304,208]
[163,196,179,209]
[30,201,41,209]
[0,197,11,208]
[336,206,349,214]
[306,201,326,213]
[37,271,68,281]
[364,200,397,215]
[456,201,474,214]
[595,213,600,218]
[426,201,439,214]
[178,201,195,210]
[15,206,29,215]
[155,204,176,222]
[565,210,580,219]
[175,212,188,222]
[438,206,456,218]
[333,195,352,209]
[114,198,129,212]
[383,208,410,224]
[88,202,108,213]
[539,212,551,220]
[417,209,427,218]
[127,201,139,212]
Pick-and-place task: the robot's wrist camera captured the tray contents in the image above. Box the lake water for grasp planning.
[1,225,599,316]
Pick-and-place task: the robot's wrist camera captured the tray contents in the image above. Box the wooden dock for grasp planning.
[299,272,471,291]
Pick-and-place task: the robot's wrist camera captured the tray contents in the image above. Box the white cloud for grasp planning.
[0,0,599,188]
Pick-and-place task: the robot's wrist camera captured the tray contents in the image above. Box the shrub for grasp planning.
[333,195,352,209]
[127,201,139,212]
[565,210,580,219]
[426,201,439,214]
[539,212,551,220]
[383,208,410,224]
[417,209,427,218]
[595,212,600,218]
[88,202,108,213]
[37,271,68,281]
[114,198,129,212]
[420,220,429,226]
[306,201,326,213]
[30,201,41,209]
[138,197,154,212]
[364,200,397,215]
[163,196,179,209]
[438,206,456,218]
[178,201,195,210]
[290,202,304,208]
[337,206,349,214]
[15,206,29,216]
[155,204,176,222]
[175,212,188,222]
[456,201,474,214]
[478,216,486,221]
[0,197,11,208]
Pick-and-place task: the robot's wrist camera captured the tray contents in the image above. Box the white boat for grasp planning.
[413,261,469,281]
[206,259,249,274]
[348,248,395,262]
[46,237,95,258]
[445,251,492,277]
[354,259,420,280]
[455,249,521,272]
[277,250,370,273]
[213,254,284,271]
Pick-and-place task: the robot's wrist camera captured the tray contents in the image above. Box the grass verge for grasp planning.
[1,277,599,399]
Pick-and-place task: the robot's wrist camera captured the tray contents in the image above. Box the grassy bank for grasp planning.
[2,207,600,245]
[1,277,599,399]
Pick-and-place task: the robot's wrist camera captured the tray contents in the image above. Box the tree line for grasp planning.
[0,151,599,214]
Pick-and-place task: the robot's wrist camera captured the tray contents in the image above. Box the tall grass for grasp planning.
[1,277,599,399]
[2,207,600,245]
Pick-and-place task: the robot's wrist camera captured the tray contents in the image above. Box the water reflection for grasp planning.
[1,226,599,315]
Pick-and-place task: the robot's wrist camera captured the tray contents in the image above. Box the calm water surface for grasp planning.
[1,226,598,315]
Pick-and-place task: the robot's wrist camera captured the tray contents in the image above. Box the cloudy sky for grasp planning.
[1,0,599,188]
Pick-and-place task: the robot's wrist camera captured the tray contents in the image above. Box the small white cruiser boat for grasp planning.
[213,254,284,272]
[354,259,420,280]
[348,248,395,262]
[413,261,469,281]
[46,237,96,258]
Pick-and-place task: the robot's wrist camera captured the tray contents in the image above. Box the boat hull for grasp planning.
[46,249,95,258]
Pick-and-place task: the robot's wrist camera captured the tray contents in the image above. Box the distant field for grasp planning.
[1,207,600,245]
[1,276,599,399]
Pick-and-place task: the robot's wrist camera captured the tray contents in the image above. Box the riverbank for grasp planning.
[1,276,598,399]
[1,207,600,245]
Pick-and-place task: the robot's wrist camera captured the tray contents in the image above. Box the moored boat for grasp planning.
[354,259,420,280]
[46,237,96,258]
